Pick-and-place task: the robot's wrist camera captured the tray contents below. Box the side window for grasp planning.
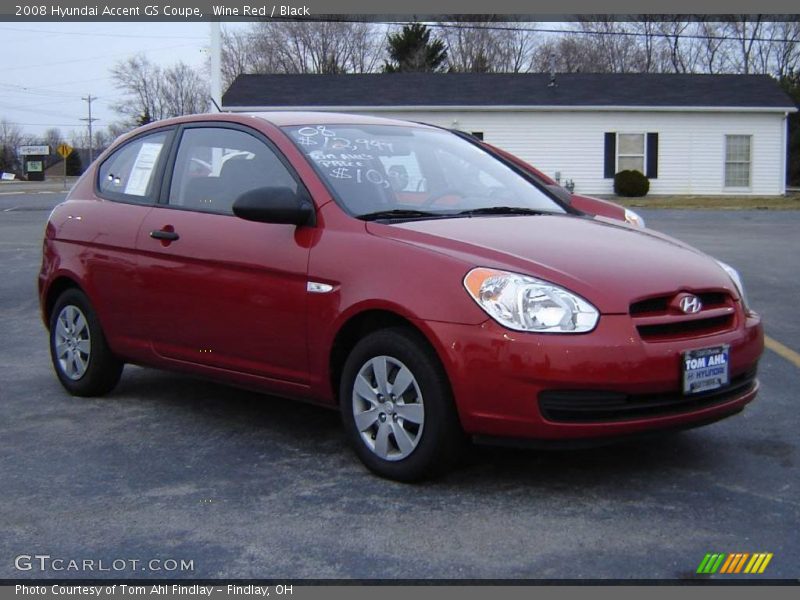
[169,127,297,215]
[97,132,168,203]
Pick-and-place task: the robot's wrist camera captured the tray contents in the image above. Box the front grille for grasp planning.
[636,315,734,339]
[630,290,736,341]
[630,291,728,316]
[539,367,757,423]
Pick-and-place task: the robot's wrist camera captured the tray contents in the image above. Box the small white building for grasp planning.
[223,73,797,196]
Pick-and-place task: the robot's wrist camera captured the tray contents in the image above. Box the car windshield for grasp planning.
[282,124,567,220]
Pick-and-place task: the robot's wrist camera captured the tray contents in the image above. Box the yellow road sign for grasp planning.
[56,143,73,159]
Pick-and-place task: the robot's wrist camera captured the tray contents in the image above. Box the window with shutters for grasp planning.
[604,132,658,179]
[617,133,646,174]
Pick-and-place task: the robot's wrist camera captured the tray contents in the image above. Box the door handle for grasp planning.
[150,229,180,241]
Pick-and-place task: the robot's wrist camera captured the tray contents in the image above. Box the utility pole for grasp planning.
[80,95,99,164]
[210,21,222,112]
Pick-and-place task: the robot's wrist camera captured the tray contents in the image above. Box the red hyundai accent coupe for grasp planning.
[39,112,763,481]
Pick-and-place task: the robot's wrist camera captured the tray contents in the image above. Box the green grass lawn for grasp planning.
[610,193,800,210]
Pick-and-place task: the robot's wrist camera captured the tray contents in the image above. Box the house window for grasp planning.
[725,135,751,188]
[604,132,658,179]
[617,133,645,174]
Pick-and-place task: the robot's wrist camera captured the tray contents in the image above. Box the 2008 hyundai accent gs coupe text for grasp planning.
[39,112,764,481]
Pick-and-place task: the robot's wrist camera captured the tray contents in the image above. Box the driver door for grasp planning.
[135,124,311,384]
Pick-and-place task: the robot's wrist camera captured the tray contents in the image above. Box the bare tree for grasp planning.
[111,54,207,125]
[495,22,539,73]
[92,129,112,155]
[221,29,260,89]
[549,20,652,73]
[631,16,666,73]
[216,18,800,82]
[39,128,63,168]
[222,21,385,82]
[42,128,63,151]
[163,62,207,115]
[107,121,134,141]
[531,35,597,73]
[724,15,765,74]
[69,128,113,157]
[0,119,24,173]
[434,19,539,73]
[695,20,729,74]
[437,19,499,72]
[658,19,703,73]
[250,21,384,74]
[754,21,800,78]
[111,55,166,122]
[341,21,385,73]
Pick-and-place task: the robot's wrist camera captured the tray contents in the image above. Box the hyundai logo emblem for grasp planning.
[679,295,703,314]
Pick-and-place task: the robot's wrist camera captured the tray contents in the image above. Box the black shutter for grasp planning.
[646,132,659,179]
[604,132,616,178]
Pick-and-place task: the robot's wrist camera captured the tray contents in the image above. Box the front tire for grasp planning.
[340,328,463,481]
[49,289,123,397]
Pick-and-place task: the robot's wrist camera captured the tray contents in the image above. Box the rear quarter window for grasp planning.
[97,131,169,203]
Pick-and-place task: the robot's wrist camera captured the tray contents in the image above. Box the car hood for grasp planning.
[366,214,737,314]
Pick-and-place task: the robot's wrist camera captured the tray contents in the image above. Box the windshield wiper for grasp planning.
[358,209,441,221]
[457,206,552,216]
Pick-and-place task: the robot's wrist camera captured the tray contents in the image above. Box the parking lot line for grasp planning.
[765,335,800,369]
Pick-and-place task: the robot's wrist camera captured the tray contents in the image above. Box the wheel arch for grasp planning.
[42,276,84,329]
[328,309,450,407]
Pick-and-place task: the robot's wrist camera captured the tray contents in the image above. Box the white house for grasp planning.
[222,73,797,196]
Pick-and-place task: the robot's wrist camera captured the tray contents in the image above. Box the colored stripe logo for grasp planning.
[697,553,773,574]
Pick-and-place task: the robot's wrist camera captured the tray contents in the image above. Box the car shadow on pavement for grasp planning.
[111,364,713,493]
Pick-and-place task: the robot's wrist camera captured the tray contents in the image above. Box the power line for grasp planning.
[400,21,800,46]
[2,122,82,127]
[0,83,79,98]
[1,77,112,91]
[0,98,75,109]
[0,102,79,121]
[0,43,204,74]
[0,26,206,40]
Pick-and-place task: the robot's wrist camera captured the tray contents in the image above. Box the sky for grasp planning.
[0,22,240,140]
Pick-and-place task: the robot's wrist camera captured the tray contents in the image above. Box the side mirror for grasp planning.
[232,187,315,226]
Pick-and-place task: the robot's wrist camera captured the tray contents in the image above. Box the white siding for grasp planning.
[339,109,787,196]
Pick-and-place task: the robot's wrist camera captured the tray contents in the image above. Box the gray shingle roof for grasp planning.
[222,72,796,110]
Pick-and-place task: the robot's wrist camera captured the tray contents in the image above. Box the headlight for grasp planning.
[624,208,646,228]
[715,260,749,310]
[464,268,599,333]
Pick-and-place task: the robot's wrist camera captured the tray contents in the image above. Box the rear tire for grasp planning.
[340,327,464,481]
[49,289,123,397]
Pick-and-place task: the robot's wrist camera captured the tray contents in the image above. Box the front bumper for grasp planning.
[424,312,763,440]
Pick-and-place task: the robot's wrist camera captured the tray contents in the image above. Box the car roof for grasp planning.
[245,111,435,128]
[130,111,436,132]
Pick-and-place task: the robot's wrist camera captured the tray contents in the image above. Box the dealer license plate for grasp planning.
[683,345,729,394]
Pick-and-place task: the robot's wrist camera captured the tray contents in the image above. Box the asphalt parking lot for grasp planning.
[1,189,798,580]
